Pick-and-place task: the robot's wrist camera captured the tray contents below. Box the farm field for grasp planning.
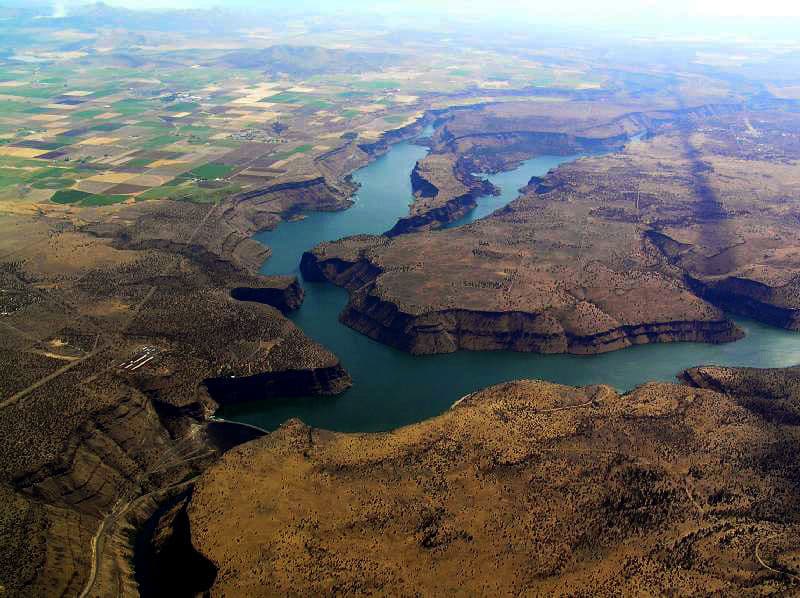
[0,12,647,216]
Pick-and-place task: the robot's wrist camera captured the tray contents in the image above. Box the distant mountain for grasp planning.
[0,2,254,33]
[222,44,399,76]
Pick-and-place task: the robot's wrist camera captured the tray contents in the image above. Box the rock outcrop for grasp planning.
[302,105,800,357]
[0,371,214,598]
[224,175,355,236]
[686,275,800,331]
[339,292,742,355]
[230,276,305,312]
[387,154,498,235]
[301,223,742,356]
[81,200,270,277]
[681,365,800,401]
[356,116,433,158]
[205,363,351,405]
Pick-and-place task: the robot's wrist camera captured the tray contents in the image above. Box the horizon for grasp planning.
[11,0,795,41]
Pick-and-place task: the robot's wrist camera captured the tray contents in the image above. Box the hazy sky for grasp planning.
[101,0,800,18]
[65,0,800,39]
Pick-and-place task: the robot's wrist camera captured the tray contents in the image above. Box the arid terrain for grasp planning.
[0,210,349,596]
[1,3,800,597]
[187,366,800,596]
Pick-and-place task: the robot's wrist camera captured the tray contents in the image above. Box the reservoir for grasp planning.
[224,135,800,433]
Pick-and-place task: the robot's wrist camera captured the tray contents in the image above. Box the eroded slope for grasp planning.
[0,213,349,596]
[188,370,800,595]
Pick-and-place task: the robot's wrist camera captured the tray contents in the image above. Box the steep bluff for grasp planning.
[686,274,800,331]
[0,374,215,598]
[0,244,352,597]
[205,363,352,405]
[220,174,357,259]
[387,156,498,236]
[301,241,742,356]
[230,276,305,312]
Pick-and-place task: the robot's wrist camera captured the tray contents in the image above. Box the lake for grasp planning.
[224,135,800,433]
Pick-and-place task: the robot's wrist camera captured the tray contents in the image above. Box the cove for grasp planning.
[224,137,800,433]
[445,153,583,229]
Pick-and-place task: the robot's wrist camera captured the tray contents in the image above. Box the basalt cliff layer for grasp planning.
[301,223,741,356]
[387,154,498,235]
[388,101,647,234]
[301,104,800,355]
[230,276,305,312]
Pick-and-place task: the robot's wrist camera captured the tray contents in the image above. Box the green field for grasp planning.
[74,109,106,119]
[165,102,200,113]
[0,31,557,219]
[189,163,235,180]
[0,100,32,115]
[123,158,155,169]
[51,189,93,204]
[353,80,401,90]
[0,171,28,187]
[266,92,331,108]
[138,181,241,204]
[141,135,180,150]
[287,144,312,155]
[0,165,78,188]
[51,189,127,206]
[80,193,128,206]
[31,177,77,190]
[1,86,63,99]
[111,99,153,116]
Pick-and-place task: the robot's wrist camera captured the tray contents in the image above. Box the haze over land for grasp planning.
[19,0,800,34]
[0,0,800,596]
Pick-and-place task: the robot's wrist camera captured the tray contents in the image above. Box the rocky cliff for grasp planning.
[0,370,214,598]
[303,105,800,359]
[387,155,498,235]
[225,175,355,236]
[301,230,742,356]
[356,116,433,158]
[230,276,305,312]
[686,274,800,331]
[205,363,351,405]
[0,223,352,597]
[339,288,742,355]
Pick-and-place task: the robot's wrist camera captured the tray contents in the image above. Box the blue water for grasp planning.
[253,141,430,275]
[222,137,800,433]
[445,154,583,228]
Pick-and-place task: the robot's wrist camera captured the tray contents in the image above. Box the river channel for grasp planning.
[220,134,800,432]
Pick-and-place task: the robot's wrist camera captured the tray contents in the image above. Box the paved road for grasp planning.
[755,537,800,581]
